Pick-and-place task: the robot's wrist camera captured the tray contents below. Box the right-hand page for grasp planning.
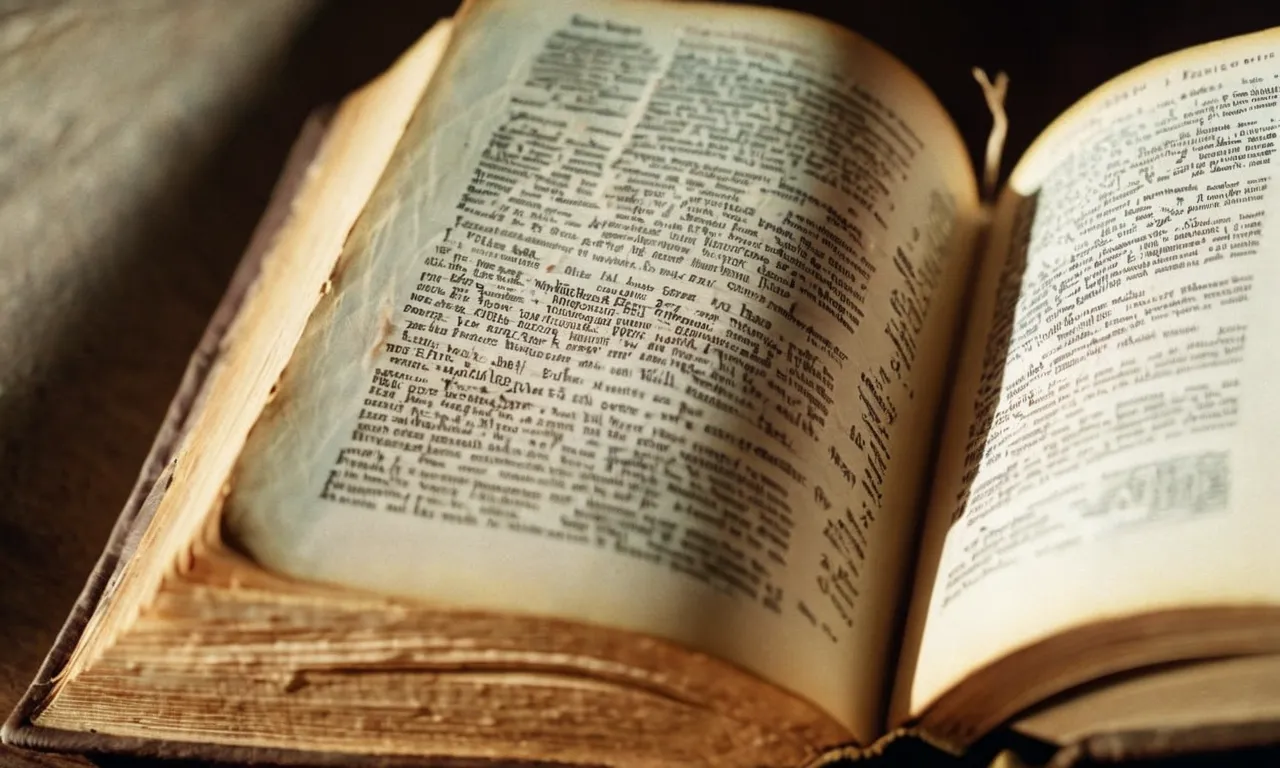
[901,28,1280,721]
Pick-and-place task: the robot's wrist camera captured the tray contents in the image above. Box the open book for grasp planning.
[6,1,1280,765]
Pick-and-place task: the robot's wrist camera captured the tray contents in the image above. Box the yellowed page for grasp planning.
[223,0,979,739]
[903,28,1280,718]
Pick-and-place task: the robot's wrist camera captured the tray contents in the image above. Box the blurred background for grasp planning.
[0,2,1276,766]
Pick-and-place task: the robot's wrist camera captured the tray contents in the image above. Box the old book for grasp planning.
[6,1,1280,765]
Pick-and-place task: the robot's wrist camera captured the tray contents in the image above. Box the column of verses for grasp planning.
[322,13,959,644]
[944,56,1279,605]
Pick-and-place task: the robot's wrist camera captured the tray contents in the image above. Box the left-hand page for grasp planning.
[224,0,979,739]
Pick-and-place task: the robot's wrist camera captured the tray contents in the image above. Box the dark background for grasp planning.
[1,2,1277,766]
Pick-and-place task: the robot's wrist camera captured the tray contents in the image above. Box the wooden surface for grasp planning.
[0,2,1276,767]
[0,2,450,765]
[0,2,312,765]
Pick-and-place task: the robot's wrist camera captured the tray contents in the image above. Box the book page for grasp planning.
[223,0,979,738]
[902,29,1280,718]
